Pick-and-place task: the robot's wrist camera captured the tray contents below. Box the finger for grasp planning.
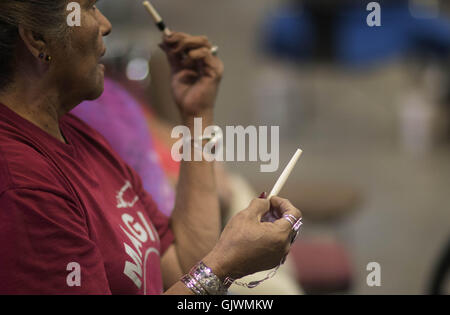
[161,40,223,80]
[184,47,214,71]
[189,47,224,76]
[271,198,302,232]
[163,32,208,45]
[172,36,212,55]
[187,47,212,61]
[163,32,211,50]
[161,42,215,71]
[270,196,302,220]
[246,198,270,218]
[273,215,296,232]
[163,31,189,44]
[177,48,222,81]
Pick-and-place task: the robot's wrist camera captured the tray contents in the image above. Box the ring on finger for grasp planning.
[293,218,302,232]
[178,45,218,60]
[282,214,297,227]
[211,45,219,56]
[290,219,303,243]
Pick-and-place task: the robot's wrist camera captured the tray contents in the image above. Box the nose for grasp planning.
[98,9,112,37]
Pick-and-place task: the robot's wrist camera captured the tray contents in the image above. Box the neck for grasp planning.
[0,77,69,144]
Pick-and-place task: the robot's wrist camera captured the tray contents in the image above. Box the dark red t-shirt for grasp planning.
[0,103,174,294]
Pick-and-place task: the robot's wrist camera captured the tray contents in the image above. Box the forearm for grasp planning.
[170,113,221,273]
[163,281,195,295]
[162,248,232,295]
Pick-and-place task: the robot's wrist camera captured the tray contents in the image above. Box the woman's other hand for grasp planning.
[160,32,223,119]
[203,196,302,281]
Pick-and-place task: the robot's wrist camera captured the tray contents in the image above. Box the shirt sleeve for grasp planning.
[0,188,112,294]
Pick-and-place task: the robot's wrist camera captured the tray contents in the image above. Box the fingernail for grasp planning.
[258,192,267,199]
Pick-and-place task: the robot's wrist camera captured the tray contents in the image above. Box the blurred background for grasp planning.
[93,0,450,294]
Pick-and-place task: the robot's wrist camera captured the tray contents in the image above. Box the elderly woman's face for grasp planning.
[51,0,111,103]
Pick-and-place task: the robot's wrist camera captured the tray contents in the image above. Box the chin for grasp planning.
[85,76,105,101]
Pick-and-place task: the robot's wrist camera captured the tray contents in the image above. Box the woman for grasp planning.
[72,77,176,217]
[0,0,301,294]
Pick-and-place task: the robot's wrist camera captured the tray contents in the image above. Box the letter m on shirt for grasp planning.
[123,243,143,289]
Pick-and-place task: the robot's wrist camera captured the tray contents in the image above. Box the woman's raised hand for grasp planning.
[160,32,224,118]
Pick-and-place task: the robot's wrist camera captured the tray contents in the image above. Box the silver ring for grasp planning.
[282,214,297,227]
[211,46,219,56]
[293,218,303,232]
[290,219,303,243]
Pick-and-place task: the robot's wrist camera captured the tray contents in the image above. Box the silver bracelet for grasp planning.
[181,274,208,295]
[188,261,230,295]
[182,126,223,151]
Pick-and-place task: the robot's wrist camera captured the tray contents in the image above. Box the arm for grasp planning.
[161,196,303,294]
[155,32,303,294]
[171,113,220,271]
[158,32,224,286]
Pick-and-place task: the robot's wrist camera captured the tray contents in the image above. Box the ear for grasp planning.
[18,25,47,59]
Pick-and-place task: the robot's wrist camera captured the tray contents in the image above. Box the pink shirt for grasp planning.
[0,103,174,294]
